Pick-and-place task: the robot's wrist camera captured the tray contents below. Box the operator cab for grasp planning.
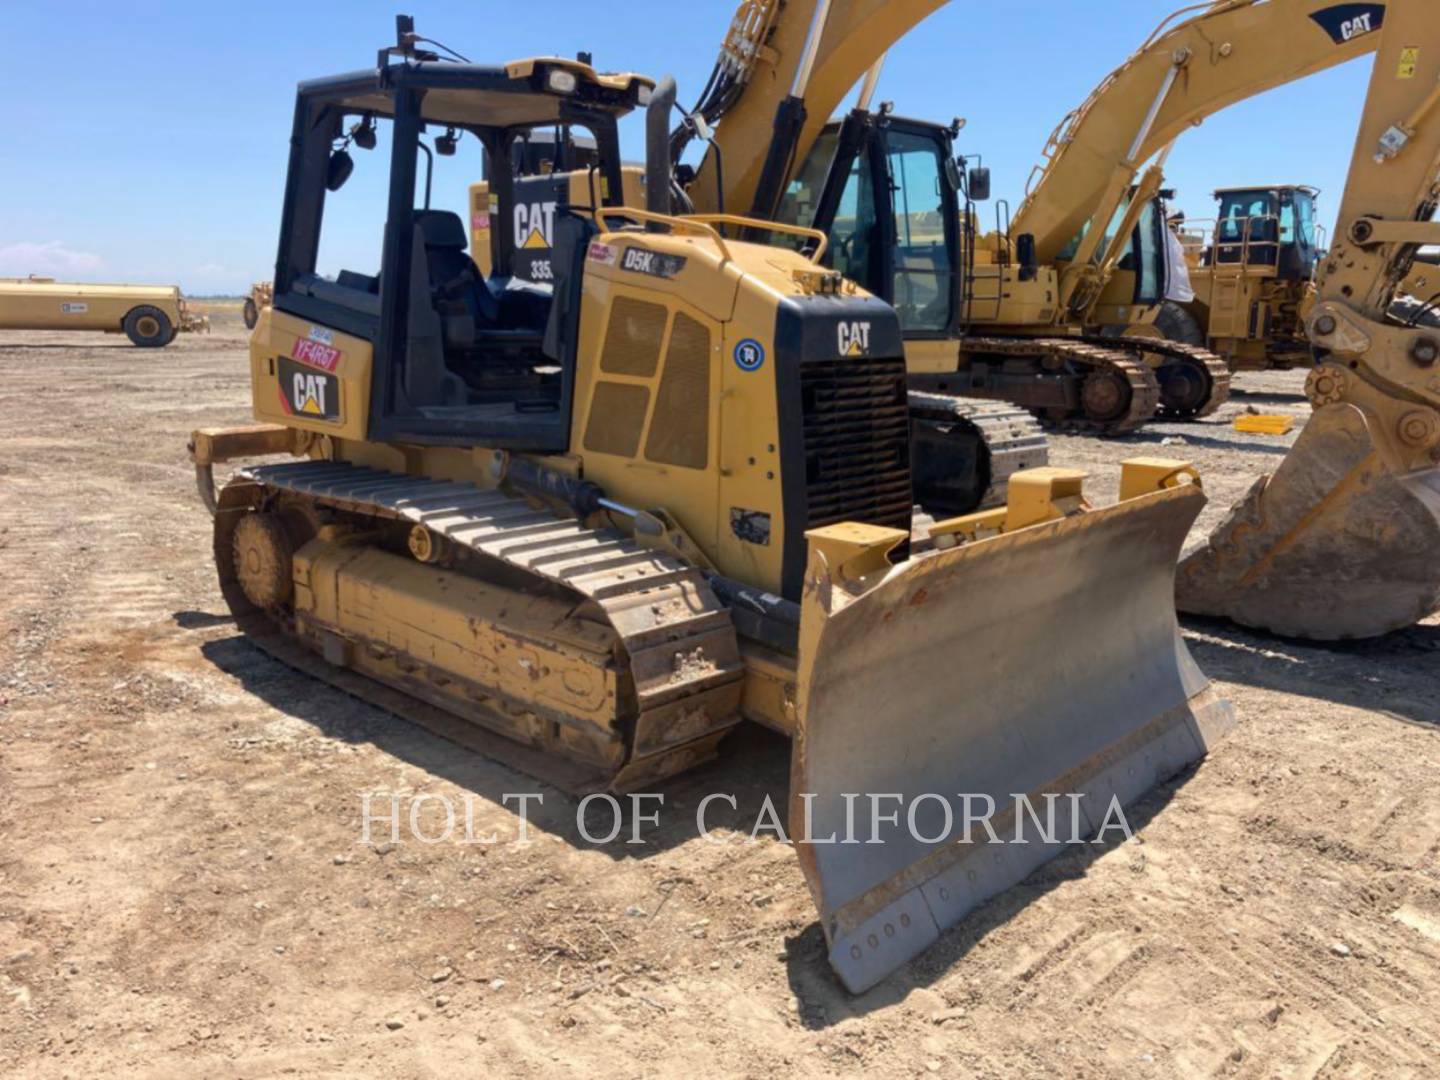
[1208,185,1321,280]
[1090,189,1171,306]
[271,25,652,450]
[777,109,1171,328]
[775,112,964,337]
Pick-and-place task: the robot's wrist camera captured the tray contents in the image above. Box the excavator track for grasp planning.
[1088,334,1232,420]
[955,336,1161,436]
[213,460,745,794]
[906,393,1049,512]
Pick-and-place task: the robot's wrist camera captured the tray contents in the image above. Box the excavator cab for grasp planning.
[1208,185,1321,281]
[468,127,648,282]
[777,111,962,337]
[780,112,1224,429]
[1066,189,1172,309]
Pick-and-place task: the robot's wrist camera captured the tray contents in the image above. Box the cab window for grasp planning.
[776,130,839,231]
[1294,193,1318,249]
[829,149,880,290]
[885,130,953,333]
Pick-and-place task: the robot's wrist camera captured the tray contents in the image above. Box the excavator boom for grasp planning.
[1015,0,1390,266]
[686,0,947,216]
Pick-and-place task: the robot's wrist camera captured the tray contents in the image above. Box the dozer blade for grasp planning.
[791,484,1233,994]
[1177,403,1440,639]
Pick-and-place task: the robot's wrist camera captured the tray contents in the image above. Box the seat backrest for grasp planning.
[413,210,499,326]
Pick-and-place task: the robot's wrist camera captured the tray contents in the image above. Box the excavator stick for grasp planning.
[1177,402,1440,639]
[791,482,1234,993]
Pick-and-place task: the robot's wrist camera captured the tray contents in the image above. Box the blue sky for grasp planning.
[0,1,1370,294]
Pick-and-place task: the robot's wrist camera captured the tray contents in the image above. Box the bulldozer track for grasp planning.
[217,460,746,793]
[960,335,1161,435]
[1088,334,1232,420]
[907,393,1050,509]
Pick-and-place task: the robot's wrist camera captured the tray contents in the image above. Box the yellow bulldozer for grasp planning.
[190,18,1235,993]
[1168,184,1326,371]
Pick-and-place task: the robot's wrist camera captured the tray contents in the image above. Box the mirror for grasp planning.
[352,116,377,150]
[326,149,355,192]
[967,165,991,202]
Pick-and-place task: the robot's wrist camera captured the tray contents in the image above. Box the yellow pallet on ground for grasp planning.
[1234,414,1297,436]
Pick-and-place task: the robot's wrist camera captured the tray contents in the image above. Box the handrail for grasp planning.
[591,207,735,264]
[1136,0,1249,55]
[685,213,829,260]
[590,207,830,263]
[1215,213,1281,266]
[1184,213,1293,268]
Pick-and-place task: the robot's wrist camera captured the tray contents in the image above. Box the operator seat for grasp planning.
[414,209,499,349]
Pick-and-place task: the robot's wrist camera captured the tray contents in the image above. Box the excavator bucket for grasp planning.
[1177,403,1440,639]
[791,482,1234,994]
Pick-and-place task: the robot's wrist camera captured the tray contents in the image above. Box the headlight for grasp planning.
[547,68,577,95]
[636,84,653,107]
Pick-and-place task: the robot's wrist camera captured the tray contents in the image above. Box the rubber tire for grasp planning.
[243,297,259,330]
[123,305,174,348]
[1152,300,1206,347]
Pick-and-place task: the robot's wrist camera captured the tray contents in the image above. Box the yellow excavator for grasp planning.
[668,0,1232,434]
[997,0,1440,635]
[189,17,1233,992]
[674,0,1440,639]
[672,1,1422,434]
[1003,2,1411,379]
[1173,2,1440,637]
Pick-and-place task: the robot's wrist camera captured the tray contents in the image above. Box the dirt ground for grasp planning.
[2,311,1439,1078]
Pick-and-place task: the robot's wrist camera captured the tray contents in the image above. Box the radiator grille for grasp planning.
[584,382,650,458]
[600,296,666,377]
[644,312,711,470]
[798,357,913,536]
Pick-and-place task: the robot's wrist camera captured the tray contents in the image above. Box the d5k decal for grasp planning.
[621,247,687,280]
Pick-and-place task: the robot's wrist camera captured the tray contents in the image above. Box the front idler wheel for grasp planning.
[232,512,295,610]
[1157,357,1212,419]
